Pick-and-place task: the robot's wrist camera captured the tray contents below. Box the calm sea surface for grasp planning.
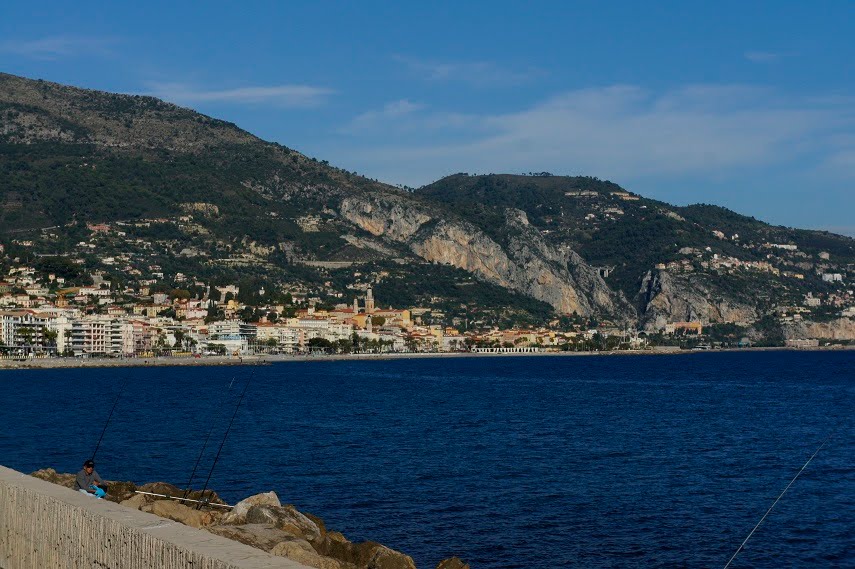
[1,351,853,568]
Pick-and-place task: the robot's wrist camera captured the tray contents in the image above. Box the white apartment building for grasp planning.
[283,318,353,344]
[208,320,257,340]
[255,324,303,352]
[0,309,74,353]
[78,287,113,297]
[1,310,47,347]
[70,316,134,356]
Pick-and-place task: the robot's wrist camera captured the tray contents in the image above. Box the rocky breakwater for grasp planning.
[30,468,470,569]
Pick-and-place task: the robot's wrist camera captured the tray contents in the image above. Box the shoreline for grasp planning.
[1,345,851,370]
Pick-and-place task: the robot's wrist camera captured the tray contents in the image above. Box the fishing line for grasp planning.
[196,368,255,508]
[722,429,836,569]
[91,376,129,462]
[134,490,233,508]
[181,375,237,501]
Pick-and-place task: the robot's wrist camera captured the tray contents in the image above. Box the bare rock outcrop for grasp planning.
[208,524,351,569]
[137,481,227,508]
[637,270,758,331]
[340,195,432,242]
[783,317,855,340]
[436,558,470,569]
[207,523,302,553]
[105,479,138,502]
[222,491,282,524]
[235,502,415,569]
[30,468,75,488]
[246,504,325,543]
[270,539,349,569]
[315,532,416,569]
[143,499,217,528]
[341,194,632,319]
[120,493,149,510]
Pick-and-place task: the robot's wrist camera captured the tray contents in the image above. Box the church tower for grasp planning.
[366,287,375,314]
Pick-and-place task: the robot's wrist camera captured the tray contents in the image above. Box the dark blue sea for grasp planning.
[1,351,853,568]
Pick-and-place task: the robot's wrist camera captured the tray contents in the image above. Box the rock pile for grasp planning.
[30,469,468,569]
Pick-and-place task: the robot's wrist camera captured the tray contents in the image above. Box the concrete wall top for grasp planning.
[0,465,310,569]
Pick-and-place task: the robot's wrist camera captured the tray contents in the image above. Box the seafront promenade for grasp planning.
[1,345,850,370]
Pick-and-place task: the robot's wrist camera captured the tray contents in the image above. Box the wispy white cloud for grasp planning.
[822,148,855,174]
[144,82,334,107]
[744,51,785,63]
[395,55,544,86]
[0,35,115,60]
[343,100,487,135]
[335,83,854,188]
[342,99,485,136]
[344,99,425,132]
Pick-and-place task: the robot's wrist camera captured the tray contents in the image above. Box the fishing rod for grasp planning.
[91,376,129,462]
[181,375,237,502]
[722,430,835,569]
[195,368,255,509]
[133,490,233,508]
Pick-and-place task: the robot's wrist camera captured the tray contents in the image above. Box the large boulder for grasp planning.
[138,481,184,496]
[207,524,301,553]
[316,532,416,569]
[143,500,216,528]
[303,512,328,536]
[246,504,325,542]
[221,491,281,525]
[270,540,350,569]
[137,481,226,507]
[208,524,349,569]
[436,558,470,569]
[365,545,417,569]
[30,468,75,488]
[120,493,149,510]
[104,479,138,503]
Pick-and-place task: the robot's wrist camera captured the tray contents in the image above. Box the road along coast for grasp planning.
[1,345,851,371]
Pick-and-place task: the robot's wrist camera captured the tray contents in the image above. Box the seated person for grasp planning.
[74,459,107,498]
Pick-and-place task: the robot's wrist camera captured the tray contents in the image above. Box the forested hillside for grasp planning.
[2,72,854,336]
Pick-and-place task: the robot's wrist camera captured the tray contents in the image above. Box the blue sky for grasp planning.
[2,1,853,234]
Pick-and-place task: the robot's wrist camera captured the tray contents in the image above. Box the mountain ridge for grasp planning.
[2,72,854,339]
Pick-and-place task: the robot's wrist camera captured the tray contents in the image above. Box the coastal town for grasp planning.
[1,216,853,360]
[0,277,636,359]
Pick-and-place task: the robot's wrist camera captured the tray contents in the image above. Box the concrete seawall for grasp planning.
[0,465,309,569]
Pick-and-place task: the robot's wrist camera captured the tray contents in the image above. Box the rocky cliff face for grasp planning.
[783,318,855,340]
[636,270,758,331]
[340,195,632,318]
[339,194,432,243]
